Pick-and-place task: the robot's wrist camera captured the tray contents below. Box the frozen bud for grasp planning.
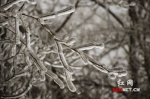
[76,89,81,95]
[108,72,117,80]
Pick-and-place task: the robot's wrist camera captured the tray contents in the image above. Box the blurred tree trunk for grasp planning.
[128,0,150,98]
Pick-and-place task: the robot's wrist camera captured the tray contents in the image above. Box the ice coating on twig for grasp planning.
[1,83,32,98]
[40,71,46,81]
[65,70,77,92]
[83,53,109,73]
[56,41,74,73]
[40,6,75,20]
[65,38,76,46]
[117,70,127,77]
[25,55,32,66]
[44,61,51,66]
[46,70,65,89]
[78,51,88,64]
[75,43,104,51]
[15,18,21,44]
[57,6,75,16]
[24,49,32,67]
[29,49,47,72]
[26,27,31,49]
[110,67,127,77]
[1,0,28,10]
[46,70,58,79]
[22,23,47,72]
[108,67,127,79]
[0,21,8,26]
[5,72,29,83]
[54,77,65,89]
[11,45,16,56]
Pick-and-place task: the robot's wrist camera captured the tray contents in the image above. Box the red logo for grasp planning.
[112,88,123,92]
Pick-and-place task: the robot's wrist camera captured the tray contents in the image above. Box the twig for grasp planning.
[91,0,124,27]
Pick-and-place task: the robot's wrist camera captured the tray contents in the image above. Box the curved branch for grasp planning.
[55,1,79,33]
[91,0,124,27]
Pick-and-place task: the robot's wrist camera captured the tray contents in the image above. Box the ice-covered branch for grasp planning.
[39,6,75,21]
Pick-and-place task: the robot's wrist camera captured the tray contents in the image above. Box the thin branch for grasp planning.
[91,0,124,27]
[55,1,79,33]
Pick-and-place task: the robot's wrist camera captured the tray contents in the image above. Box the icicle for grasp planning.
[27,0,36,5]
[65,70,77,92]
[53,78,65,89]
